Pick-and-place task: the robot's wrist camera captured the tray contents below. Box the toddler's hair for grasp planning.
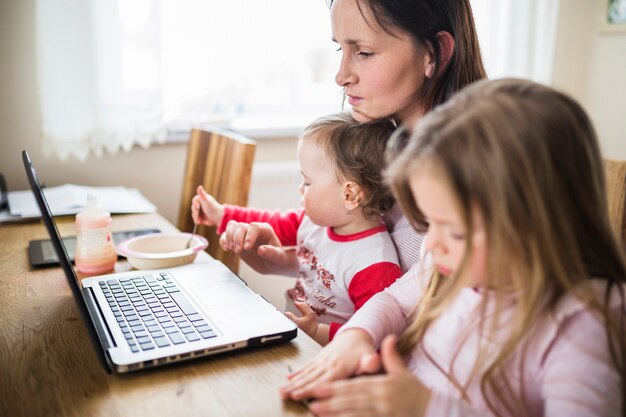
[301,112,396,218]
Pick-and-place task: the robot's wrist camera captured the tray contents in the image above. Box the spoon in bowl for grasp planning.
[185,222,197,249]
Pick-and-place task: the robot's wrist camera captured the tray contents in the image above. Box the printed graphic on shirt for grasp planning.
[287,243,340,317]
[286,279,306,302]
[309,304,327,316]
[297,244,336,288]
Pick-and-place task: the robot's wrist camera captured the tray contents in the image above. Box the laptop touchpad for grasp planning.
[190,280,258,309]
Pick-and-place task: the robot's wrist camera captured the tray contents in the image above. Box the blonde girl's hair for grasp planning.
[385,78,626,416]
[301,112,396,218]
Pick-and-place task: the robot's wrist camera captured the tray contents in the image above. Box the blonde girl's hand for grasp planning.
[279,328,382,402]
[219,221,300,275]
[191,185,224,226]
[307,335,431,417]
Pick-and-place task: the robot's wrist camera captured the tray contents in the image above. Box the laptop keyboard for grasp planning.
[99,272,217,353]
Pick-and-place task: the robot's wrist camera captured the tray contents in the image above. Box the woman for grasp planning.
[216,0,487,275]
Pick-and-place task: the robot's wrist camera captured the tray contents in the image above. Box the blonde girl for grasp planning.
[280,78,626,417]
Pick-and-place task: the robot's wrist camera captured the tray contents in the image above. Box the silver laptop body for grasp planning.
[23,150,297,373]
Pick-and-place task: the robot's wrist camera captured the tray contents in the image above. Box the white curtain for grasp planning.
[471,0,561,83]
[36,0,561,161]
[35,0,340,161]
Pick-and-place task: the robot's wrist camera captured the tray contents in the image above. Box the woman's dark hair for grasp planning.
[330,0,487,112]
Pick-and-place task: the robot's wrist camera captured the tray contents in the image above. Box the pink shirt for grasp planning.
[341,253,624,416]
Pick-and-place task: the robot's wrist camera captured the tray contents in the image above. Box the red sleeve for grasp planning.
[328,261,403,341]
[217,205,305,246]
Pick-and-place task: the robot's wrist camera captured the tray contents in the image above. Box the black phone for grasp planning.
[0,173,7,210]
[28,228,160,267]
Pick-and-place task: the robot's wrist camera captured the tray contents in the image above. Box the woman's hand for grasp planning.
[280,328,381,401]
[307,335,431,417]
[191,185,224,226]
[219,220,300,275]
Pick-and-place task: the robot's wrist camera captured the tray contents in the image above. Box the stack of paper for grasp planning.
[6,184,156,219]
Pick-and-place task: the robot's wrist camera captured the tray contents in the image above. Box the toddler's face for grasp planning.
[409,166,487,287]
[297,137,348,227]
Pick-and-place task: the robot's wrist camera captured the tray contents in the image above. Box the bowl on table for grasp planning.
[116,232,208,269]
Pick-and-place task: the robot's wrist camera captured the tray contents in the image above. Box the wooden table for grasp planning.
[0,214,320,417]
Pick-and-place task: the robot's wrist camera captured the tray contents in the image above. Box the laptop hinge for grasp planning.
[82,286,115,372]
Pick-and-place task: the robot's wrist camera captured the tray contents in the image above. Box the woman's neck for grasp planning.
[397,104,426,133]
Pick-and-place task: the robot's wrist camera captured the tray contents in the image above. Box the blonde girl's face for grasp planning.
[409,167,488,287]
[297,137,349,227]
[331,0,428,126]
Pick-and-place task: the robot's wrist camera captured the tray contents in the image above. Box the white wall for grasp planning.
[552,0,626,159]
[0,0,297,225]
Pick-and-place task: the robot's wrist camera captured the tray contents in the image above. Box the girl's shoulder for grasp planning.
[532,280,625,365]
[551,280,625,323]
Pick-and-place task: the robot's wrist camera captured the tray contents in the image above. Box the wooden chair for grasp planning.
[604,158,626,248]
[177,128,256,274]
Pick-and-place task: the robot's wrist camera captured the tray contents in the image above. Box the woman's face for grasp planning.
[331,0,429,126]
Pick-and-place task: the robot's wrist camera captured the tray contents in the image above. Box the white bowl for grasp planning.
[117,232,209,270]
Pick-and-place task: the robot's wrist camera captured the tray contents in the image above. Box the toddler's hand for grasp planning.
[219,221,300,275]
[191,185,224,226]
[285,301,319,339]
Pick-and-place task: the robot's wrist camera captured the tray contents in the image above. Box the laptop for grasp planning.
[22,150,297,373]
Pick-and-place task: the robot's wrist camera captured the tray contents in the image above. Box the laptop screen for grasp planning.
[22,150,112,372]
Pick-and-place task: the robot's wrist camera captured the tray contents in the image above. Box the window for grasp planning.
[36,0,559,160]
[37,0,342,160]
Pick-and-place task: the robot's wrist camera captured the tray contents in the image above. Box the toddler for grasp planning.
[192,112,403,345]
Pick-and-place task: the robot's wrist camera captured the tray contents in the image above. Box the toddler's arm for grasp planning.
[217,208,305,275]
[218,206,304,246]
[219,221,301,276]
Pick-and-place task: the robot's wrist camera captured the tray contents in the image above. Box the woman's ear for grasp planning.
[437,31,455,72]
[424,31,456,78]
[343,181,363,211]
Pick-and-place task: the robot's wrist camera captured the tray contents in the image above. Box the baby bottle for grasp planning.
[75,193,117,275]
